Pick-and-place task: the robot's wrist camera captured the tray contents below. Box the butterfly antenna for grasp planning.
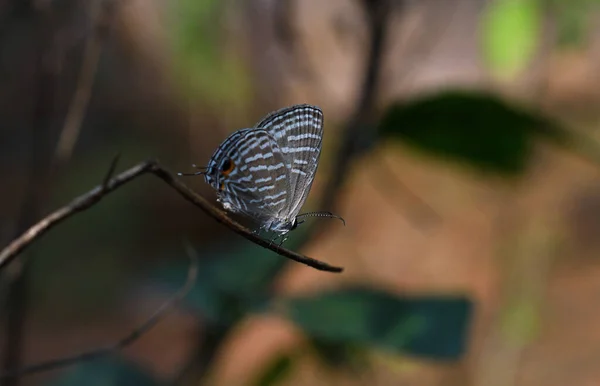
[177,164,208,177]
[296,211,346,226]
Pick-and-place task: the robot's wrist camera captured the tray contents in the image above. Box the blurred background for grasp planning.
[1,0,600,385]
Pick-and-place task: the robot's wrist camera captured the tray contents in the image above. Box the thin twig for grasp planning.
[2,2,116,381]
[369,152,442,230]
[0,242,199,380]
[0,159,343,273]
[53,0,113,163]
[101,153,121,190]
[318,0,392,214]
[2,2,59,382]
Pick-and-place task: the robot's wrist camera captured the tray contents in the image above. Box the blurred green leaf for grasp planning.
[280,287,473,360]
[28,152,151,319]
[252,353,295,386]
[501,297,541,343]
[309,339,367,369]
[481,0,541,78]
[168,0,251,109]
[153,228,311,325]
[378,90,563,175]
[45,357,160,386]
[548,0,595,47]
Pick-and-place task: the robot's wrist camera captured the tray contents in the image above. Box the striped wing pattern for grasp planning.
[205,129,290,222]
[254,104,323,217]
[204,104,323,232]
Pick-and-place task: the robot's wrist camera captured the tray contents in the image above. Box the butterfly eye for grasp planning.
[220,159,235,175]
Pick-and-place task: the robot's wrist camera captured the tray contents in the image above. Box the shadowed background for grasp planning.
[2,0,600,385]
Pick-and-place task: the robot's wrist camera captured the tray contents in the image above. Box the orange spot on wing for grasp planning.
[221,159,235,176]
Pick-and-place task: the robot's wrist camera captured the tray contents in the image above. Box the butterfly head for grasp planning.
[207,157,237,191]
[177,164,208,177]
[179,157,236,193]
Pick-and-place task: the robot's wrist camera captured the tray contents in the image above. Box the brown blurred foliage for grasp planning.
[2,0,600,385]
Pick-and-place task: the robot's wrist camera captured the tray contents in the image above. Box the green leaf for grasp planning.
[481,0,541,78]
[309,339,367,369]
[279,287,473,360]
[153,229,311,325]
[252,353,295,386]
[548,0,594,47]
[378,90,563,176]
[501,296,541,343]
[45,357,161,386]
[167,0,251,109]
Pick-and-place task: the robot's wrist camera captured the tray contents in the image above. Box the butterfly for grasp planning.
[180,104,344,243]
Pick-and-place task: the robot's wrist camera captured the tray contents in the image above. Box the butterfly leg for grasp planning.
[277,232,289,247]
[267,233,283,248]
[277,237,286,247]
[266,233,277,248]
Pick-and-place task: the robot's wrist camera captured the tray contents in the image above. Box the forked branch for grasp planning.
[0,159,343,273]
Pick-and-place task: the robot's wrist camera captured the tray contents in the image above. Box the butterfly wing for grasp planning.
[206,128,291,224]
[254,104,323,217]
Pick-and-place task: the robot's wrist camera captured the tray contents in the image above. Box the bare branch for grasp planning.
[369,153,442,231]
[3,2,61,381]
[0,242,199,380]
[0,160,343,273]
[2,2,118,380]
[53,0,114,163]
[101,153,121,190]
[318,0,392,214]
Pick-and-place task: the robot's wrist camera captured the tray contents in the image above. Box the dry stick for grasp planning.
[317,0,391,215]
[54,0,111,163]
[0,159,343,273]
[2,3,115,382]
[368,152,442,230]
[2,3,59,383]
[0,242,199,380]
